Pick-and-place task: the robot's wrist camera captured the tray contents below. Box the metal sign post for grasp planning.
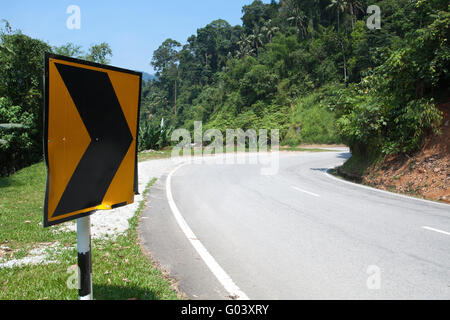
[77,215,93,300]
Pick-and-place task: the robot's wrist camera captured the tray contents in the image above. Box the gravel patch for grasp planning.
[57,158,182,239]
[0,242,66,269]
[0,158,182,270]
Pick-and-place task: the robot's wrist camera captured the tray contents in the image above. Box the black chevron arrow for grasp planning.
[53,63,133,217]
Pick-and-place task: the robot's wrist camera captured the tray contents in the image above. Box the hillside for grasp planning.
[361,102,449,203]
[1,0,449,180]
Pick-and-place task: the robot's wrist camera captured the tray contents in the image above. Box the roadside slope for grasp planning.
[344,102,449,203]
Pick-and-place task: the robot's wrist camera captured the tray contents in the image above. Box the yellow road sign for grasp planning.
[43,53,142,227]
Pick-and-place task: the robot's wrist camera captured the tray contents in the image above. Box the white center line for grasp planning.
[422,226,450,236]
[291,186,320,197]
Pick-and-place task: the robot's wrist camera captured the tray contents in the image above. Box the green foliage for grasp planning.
[335,83,442,156]
[239,64,278,106]
[140,0,448,156]
[288,89,341,146]
[329,1,447,158]
[335,87,385,152]
[0,97,33,153]
[381,99,442,154]
[52,43,83,58]
[2,0,448,176]
[53,42,113,64]
[138,120,173,151]
[84,42,112,64]
[0,25,50,175]
[0,21,115,176]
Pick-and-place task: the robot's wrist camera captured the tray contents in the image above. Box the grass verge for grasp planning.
[137,145,336,162]
[0,164,179,300]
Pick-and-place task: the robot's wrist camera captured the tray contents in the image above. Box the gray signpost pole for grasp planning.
[77,215,93,300]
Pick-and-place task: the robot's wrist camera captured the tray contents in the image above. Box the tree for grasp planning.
[151,39,181,76]
[249,25,264,54]
[0,123,27,146]
[53,43,83,58]
[151,39,181,115]
[261,19,279,43]
[237,34,254,58]
[346,0,364,29]
[282,0,309,38]
[336,36,348,83]
[85,42,112,64]
[188,20,239,75]
[241,0,279,33]
[0,97,34,175]
[0,23,51,174]
[326,0,347,33]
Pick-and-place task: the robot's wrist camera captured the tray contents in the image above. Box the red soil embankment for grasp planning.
[363,102,450,203]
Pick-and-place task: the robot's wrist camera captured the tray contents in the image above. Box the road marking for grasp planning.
[166,163,250,300]
[422,226,450,236]
[291,186,320,197]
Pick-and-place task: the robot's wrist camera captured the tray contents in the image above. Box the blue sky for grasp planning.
[1,0,268,74]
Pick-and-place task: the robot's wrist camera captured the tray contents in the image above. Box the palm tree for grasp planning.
[335,37,348,84]
[250,25,264,54]
[261,19,279,43]
[287,8,308,38]
[327,0,347,33]
[237,34,254,58]
[347,0,364,29]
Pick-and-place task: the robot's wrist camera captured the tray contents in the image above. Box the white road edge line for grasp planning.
[422,226,450,236]
[291,186,320,197]
[166,162,250,300]
[324,168,450,208]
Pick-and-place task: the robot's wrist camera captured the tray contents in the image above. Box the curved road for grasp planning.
[140,150,450,300]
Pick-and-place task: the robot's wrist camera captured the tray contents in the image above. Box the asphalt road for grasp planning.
[140,150,450,300]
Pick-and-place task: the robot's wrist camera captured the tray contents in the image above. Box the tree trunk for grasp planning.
[338,38,347,84]
[337,9,340,33]
[174,79,177,115]
[350,6,354,29]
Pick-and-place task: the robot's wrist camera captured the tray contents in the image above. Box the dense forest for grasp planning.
[140,0,448,159]
[1,0,449,176]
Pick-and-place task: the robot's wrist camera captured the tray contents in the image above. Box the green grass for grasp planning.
[339,151,381,177]
[138,148,174,162]
[0,162,75,250]
[137,144,334,162]
[90,179,178,300]
[284,88,342,146]
[0,164,179,300]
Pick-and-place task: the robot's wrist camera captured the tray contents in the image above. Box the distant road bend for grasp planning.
[140,149,450,300]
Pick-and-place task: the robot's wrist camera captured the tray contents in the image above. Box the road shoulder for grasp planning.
[138,174,231,300]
